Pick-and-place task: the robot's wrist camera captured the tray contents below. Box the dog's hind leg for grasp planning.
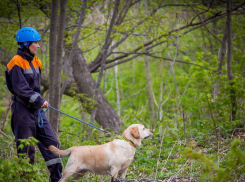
[119,168,128,178]
[59,165,80,182]
[110,166,120,178]
[71,170,86,181]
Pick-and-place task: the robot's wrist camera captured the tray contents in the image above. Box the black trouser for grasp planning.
[11,101,62,182]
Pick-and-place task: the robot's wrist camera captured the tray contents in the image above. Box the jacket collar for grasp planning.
[17,48,34,63]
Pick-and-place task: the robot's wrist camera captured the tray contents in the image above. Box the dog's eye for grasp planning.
[143,128,145,130]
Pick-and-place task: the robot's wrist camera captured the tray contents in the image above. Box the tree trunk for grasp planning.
[144,55,155,122]
[227,0,236,121]
[172,66,179,128]
[53,0,68,132]
[103,70,107,94]
[71,50,122,133]
[213,23,228,100]
[48,0,59,133]
[159,61,163,121]
[60,0,87,96]
[144,0,155,122]
[183,111,186,142]
[114,62,120,117]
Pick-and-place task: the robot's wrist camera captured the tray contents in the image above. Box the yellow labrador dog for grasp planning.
[48,124,153,181]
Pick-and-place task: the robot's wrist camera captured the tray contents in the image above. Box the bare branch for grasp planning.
[189,0,214,24]
[148,55,216,71]
[90,2,245,72]
[95,53,216,72]
[185,0,222,43]
[115,0,133,25]
[33,0,51,18]
[1,98,12,131]
[89,2,169,71]
[60,0,88,96]
[0,130,11,139]
[16,0,22,28]
[89,0,140,71]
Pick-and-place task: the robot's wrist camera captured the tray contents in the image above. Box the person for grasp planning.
[5,27,62,182]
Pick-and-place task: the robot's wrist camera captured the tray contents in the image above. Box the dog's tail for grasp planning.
[48,145,75,157]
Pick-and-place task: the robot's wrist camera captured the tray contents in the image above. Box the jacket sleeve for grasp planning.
[8,65,45,108]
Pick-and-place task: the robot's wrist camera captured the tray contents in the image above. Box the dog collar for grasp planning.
[122,135,136,148]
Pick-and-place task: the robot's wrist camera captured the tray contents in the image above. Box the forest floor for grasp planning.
[112,177,199,182]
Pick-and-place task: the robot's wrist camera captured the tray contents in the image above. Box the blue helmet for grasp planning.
[16,27,41,43]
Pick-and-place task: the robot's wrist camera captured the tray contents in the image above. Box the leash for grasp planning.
[38,107,49,128]
[38,105,111,134]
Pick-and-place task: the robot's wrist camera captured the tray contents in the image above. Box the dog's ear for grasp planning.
[130,127,140,139]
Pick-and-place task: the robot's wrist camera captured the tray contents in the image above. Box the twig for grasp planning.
[58,129,83,138]
[16,0,22,28]
[167,158,190,182]
[1,98,12,131]
[104,51,216,71]
[132,111,145,125]
[0,130,11,139]
[147,55,216,72]
[161,142,177,173]
[204,87,219,143]
[184,0,221,43]
[155,127,166,179]
[189,0,214,24]
[190,158,193,182]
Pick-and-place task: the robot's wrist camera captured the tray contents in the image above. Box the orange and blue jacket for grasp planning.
[5,49,45,110]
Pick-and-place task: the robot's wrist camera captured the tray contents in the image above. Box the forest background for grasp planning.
[0,0,245,181]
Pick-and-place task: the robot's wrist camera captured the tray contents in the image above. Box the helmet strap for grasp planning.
[19,42,34,57]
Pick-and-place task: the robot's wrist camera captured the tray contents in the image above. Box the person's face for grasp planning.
[29,41,40,55]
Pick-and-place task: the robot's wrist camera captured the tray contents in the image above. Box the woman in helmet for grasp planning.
[5,27,62,182]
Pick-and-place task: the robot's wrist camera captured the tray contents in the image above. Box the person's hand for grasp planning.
[41,101,49,108]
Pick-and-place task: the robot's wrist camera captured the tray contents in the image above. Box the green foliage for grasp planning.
[0,155,47,182]
[0,137,48,181]
[18,137,39,150]
[184,139,245,182]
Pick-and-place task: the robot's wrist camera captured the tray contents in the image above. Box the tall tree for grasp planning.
[49,0,68,133]
[226,0,236,121]
[114,62,120,117]
[213,24,228,100]
[48,0,59,132]
[144,0,155,122]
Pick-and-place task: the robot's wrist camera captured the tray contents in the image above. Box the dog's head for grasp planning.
[122,124,153,147]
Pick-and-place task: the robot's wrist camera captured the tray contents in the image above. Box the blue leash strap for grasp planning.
[38,106,50,128]
[48,105,110,134]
